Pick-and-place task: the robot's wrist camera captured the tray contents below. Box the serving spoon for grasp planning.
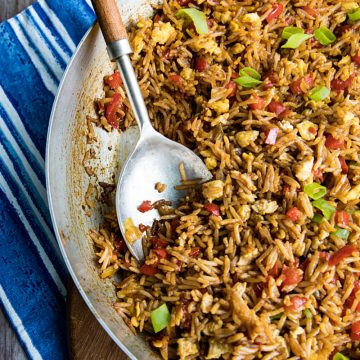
[91,0,212,262]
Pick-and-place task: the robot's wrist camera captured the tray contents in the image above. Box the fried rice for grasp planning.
[86,0,360,358]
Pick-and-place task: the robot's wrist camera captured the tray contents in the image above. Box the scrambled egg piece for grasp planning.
[294,156,314,182]
[132,32,145,60]
[177,338,198,360]
[206,339,231,359]
[189,37,221,55]
[151,22,176,45]
[297,120,318,141]
[341,184,360,203]
[235,130,259,147]
[251,199,278,215]
[242,13,262,28]
[208,99,229,114]
[203,180,224,201]
[200,293,213,313]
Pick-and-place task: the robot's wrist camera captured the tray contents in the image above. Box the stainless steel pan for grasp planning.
[46,1,161,358]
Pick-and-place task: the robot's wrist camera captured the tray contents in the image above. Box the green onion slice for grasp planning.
[333,353,350,360]
[281,33,313,49]
[304,183,327,200]
[331,226,350,240]
[150,303,171,333]
[234,76,263,88]
[239,67,261,80]
[312,214,324,224]
[314,26,336,46]
[348,8,360,22]
[282,26,304,39]
[312,199,335,221]
[309,86,330,101]
[176,8,209,35]
[270,312,284,321]
[304,308,313,319]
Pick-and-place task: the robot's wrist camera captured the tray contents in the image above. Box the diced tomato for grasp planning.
[114,235,126,254]
[308,127,317,135]
[268,261,280,277]
[325,134,344,150]
[225,81,237,98]
[286,207,302,221]
[328,245,357,266]
[352,54,360,66]
[168,74,183,84]
[153,248,168,259]
[285,296,307,312]
[154,14,161,23]
[335,210,350,228]
[263,71,277,89]
[319,252,331,261]
[331,75,354,92]
[264,127,279,145]
[105,93,122,129]
[151,237,169,249]
[302,6,317,17]
[203,203,220,216]
[290,75,314,95]
[231,72,239,79]
[194,58,208,72]
[351,321,360,341]
[266,3,284,23]
[104,71,122,89]
[189,247,201,258]
[281,265,303,287]
[339,156,348,174]
[249,94,265,110]
[138,223,148,232]
[140,264,159,276]
[277,108,292,120]
[137,200,153,213]
[267,101,286,116]
[345,281,360,311]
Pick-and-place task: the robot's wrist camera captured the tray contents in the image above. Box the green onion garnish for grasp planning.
[348,8,360,22]
[281,33,313,49]
[309,86,330,101]
[150,303,171,333]
[331,226,350,240]
[314,26,336,46]
[312,214,324,224]
[333,353,350,360]
[176,8,209,35]
[282,26,304,39]
[270,312,284,321]
[304,183,327,200]
[304,308,312,319]
[239,67,261,80]
[312,199,335,221]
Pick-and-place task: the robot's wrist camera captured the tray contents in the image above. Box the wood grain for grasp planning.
[67,280,129,360]
[91,0,128,44]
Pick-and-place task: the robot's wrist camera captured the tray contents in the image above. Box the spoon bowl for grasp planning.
[116,125,212,261]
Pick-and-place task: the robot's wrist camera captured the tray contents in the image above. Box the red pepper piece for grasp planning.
[286,207,302,221]
[266,3,284,23]
[249,94,265,110]
[140,264,159,276]
[335,210,350,228]
[328,245,356,266]
[203,203,220,216]
[325,134,344,150]
[104,71,122,89]
[137,200,153,213]
[105,93,122,129]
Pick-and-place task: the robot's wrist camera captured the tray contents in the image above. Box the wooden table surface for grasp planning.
[1,2,35,359]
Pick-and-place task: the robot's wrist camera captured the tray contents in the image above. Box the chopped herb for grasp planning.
[331,226,350,240]
[312,198,335,220]
[270,312,284,321]
[348,8,360,22]
[239,67,261,80]
[150,303,171,333]
[312,214,324,224]
[304,308,313,319]
[309,86,330,101]
[314,26,336,46]
[282,26,304,39]
[304,183,327,200]
[281,33,313,49]
[333,353,350,360]
[176,8,209,35]
[235,76,262,88]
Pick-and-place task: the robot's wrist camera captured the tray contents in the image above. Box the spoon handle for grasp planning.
[91,0,153,132]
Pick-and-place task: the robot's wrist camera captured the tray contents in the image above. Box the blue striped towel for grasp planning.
[0,1,96,358]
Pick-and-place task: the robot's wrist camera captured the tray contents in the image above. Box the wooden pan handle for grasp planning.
[91,0,128,44]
